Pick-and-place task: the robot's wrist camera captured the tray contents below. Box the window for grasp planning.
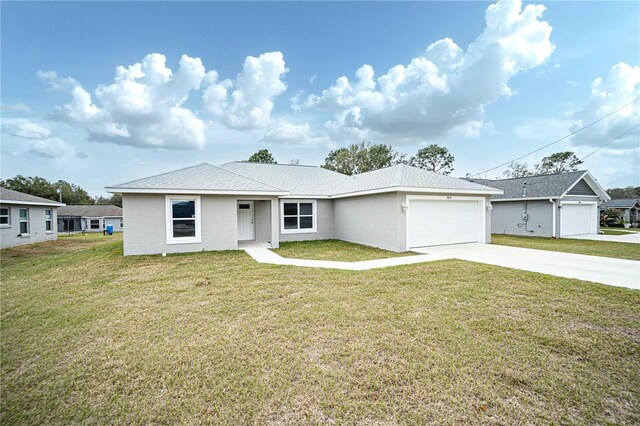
[45,209,53,232]
[19,208,29,234]
[102,219,106,229]
[119,220,123,228]
[90,219,100,229]
[281,200,316,233]
[165,196,201,244]
[0,208,9,226]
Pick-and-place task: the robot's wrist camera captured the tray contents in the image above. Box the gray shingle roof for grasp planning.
[58,205,123,217]
[335,164,501,196]
[218,161,349,196]
[601,198,640,209]
[0,187,64,206]
[107,163,286,193]
[467,171,591,200]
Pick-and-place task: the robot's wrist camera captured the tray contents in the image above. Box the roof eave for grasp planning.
[105,187,290,196]
[0,199,65,207]
[330,186,503,199]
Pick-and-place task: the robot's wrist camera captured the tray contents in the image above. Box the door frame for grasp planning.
[405,195,487,250]
[237,200,256,241]
[560,201,598,237]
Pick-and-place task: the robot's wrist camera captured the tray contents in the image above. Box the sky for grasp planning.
[1,0,639,197]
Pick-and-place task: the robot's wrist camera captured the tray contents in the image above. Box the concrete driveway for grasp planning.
[570,233,640,244]
[412,243,640,290]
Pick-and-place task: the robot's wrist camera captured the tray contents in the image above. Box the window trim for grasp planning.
[280,199,317,234]
[0,207,10,227]
[18,208,29,235]
[45,209,53,233]
[165,195,201,244]
[90,219,101,230]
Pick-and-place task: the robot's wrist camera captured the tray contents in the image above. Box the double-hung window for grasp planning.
[90,219,100,229]
[0,208,10,226]
[19,208,29,234]
[165,196,201,244]
[45,209,53,232]
[281,200,316,233]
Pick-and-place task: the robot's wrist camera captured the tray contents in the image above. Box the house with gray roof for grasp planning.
[106,162,502,256]
[599,198,640,226]
[0,187,64,249]
[57,205,123,234]
[467,171,609,238]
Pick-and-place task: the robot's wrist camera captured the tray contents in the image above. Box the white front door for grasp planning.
[237,201,255,241]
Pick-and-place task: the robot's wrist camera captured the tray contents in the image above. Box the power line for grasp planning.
[471,96,640,177]
[580,123,640,161]
[604,173,640,188]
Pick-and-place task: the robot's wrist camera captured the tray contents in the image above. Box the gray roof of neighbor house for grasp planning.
[108,162,502,197]
[0,187,65,207]
[219,161,350,196]
[600,198,640,209]
[106,163,287,194]
[58,205,123,217]
[334,164,502,196]
[467,170,607,200]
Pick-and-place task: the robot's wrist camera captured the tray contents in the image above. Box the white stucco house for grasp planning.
[57,205,123,234]
[106,162,502,256]
[0,188,64,249]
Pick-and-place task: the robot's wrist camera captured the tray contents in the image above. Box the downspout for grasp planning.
[549,199,556,238]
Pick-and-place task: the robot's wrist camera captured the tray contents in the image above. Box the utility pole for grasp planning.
[57,186,62,203]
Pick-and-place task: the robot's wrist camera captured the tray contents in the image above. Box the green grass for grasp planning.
[272,239,415,261]
[601,229,633,236]
[492,234,640,261]
[602,227,640,233]
[2,236,639,424]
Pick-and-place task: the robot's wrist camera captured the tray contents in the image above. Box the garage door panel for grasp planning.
[408,199,481,248]
[561,203,595,236]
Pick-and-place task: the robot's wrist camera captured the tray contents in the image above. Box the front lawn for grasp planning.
[601,229,633,236]
[2,237,639,424]
[492,234,640,261]
[602,227,640,233]
[272,239,415,261]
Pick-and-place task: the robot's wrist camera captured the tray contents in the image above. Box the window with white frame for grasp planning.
[19,208,29,234]
[45,209,53,231]
[165,196,201,244]
[0,207,10,226]
[281,200,316,233]
[90,219,100,229]
[119,219,123,228]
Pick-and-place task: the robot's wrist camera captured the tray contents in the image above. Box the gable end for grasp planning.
[567,179,597,196]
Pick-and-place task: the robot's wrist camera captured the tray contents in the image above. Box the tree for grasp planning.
[322,142,405,175]
[535,151,583,175]
[248,149,277,164]
[607,186,640,199]
[95,194,122,207]
[500,161,534,179]
[288,159,300,165]
[55,180,94,205]
[409,144,454,175]
[0,175,94,204]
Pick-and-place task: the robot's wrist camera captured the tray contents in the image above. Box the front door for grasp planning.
[237,201,255,241]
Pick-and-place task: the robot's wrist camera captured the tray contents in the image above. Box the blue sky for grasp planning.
[1,0,639,197]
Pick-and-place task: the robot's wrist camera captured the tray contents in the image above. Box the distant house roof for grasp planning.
[105,163,288,195]
[108,162,502,197]
[58,205,123,217]
[467,170,609,201]
[0,187,65,207]
[601,198,640,209]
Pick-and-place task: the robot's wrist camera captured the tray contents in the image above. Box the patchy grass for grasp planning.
[492,234,640,261]
[601,229,633,236]
[272,239,415,262]
[602,227,640,233]
[2,237,639,425]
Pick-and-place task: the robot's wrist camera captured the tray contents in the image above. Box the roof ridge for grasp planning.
[109,163,214,187]
[475,170,587,182]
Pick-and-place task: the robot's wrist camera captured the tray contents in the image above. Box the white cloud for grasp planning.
[295,0,554,144]
[568,62,640,149]
[1,118,52,139]
[202,51,288,129]
[262,119,331,146]
[1,103,32,114]
[29,137,67,158]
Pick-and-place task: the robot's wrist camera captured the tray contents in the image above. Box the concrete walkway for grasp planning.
[244,244,640,290]
[570,233,640,244]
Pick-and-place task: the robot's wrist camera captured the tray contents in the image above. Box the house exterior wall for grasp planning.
[279,199,335,242]
[567,179,597,196]
[104,216,123,232]
[123,193,281,256]
[0,203,58,249]
[334,192,402,251]
[491,200,554,237]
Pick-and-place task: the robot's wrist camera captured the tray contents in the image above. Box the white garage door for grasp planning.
[561,203,596,236]
[408,199,481,248]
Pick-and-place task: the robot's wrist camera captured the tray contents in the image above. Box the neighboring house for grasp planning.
[468,171,609,238]
[105,162,502,256]
[600,198,640,227]
[57,205,123,233]
[0,188,64,249]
